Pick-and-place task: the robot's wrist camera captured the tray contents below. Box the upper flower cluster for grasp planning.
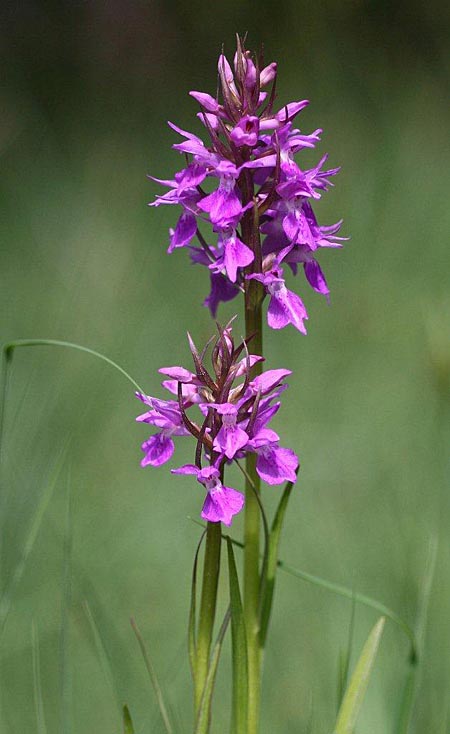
[150,37,346,333]
[136,322,298,525]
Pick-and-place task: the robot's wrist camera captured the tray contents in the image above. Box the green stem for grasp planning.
[194,521,222,720]
[240,169,265,734]
[244,287,264,734]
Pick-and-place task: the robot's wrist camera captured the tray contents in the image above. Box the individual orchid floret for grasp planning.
[248,267,309,333]
[136,397,190,467]
[230,115,260,147]
[209,402,249,459]
[213,229,254,283]
[172,464,244,526]
[197,161,243,229]
[246,428,299,485]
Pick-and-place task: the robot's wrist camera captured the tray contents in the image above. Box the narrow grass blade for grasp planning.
[123,704,135,733]
[415,535,438,655]
[277,559,415,655]
[83,600,121,716]
[397,535,438,733]
[189,530,206,680]
[32,620,48,734]
[397,667,416,734]
[337,595,356,710]
[0,343,13,467]
[0,439,70,640]
[59,465,73,734]
[259,478,294,647]
[189,519,416,652]
[227,538,248,734]
[333,616,385,734]
[195,607,230,734]
[130,616,174,734]
[2,339,144,394]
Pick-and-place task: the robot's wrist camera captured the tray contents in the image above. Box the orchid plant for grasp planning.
[136,36,346,734]
[1,32,425,734]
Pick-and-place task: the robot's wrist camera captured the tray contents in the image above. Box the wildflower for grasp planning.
[172,464,244,526]
[148,38,347,333]
[136,322,298,523]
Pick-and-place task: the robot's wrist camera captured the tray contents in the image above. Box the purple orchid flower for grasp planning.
[248,268,309,333]
[135,323,300,523]
[197,161,244,229]
[172,464,244,526]
[136,397,189,467]
[255,441,299,485]
[213,229,254,283]
[208,402,249,459]
[148,39,346,331]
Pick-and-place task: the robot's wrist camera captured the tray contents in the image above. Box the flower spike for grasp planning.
[148,37,347,333]
[136,322,298,523]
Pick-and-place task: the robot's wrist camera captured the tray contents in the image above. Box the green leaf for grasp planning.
[130,617,174,734]
[189,530,206,680]
[234,458,270,587]
[191,516,415,652]
[32,621,48,734]
[333,616,385,734]
[397,536,438,733]
[122,705,134,734]
[277,558,415,655]
[337,595,356,710]
[195,608,230,734]
[83,600,121,715]
[0,440,70,640]
[60,466,73,734]
[227,538,248,734]
[259,478,294,647]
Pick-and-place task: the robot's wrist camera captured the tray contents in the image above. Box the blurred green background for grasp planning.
[1,2,449,732]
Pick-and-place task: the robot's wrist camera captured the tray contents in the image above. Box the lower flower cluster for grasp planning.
[136,322,298,525]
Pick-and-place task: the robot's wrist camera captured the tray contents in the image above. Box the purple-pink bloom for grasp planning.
[148,38,346,330]
[197,162,243,229]
[203,271,240,317]
[136,324,299,521]
[209,403,249,459]
[168,211,197,253]
[172,464,244,526]
[255,443,299,485]
[140,434,175,467]
[137,398,189,467]
[214,229,254,283]
[249,269,308,333]
[230,116,260,147]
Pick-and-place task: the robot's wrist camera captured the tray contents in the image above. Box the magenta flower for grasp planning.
[172,464,244,526]
[214,229,254,283]
[135,322,298,522]
[136,397,190,467]
[148,39,347,334]
[209,403,249,459]
[248,268,308,333]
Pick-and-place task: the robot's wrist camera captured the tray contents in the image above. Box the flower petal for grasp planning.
[141,434,174,467]
[201,485,244,526]
[256,445,299,485]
